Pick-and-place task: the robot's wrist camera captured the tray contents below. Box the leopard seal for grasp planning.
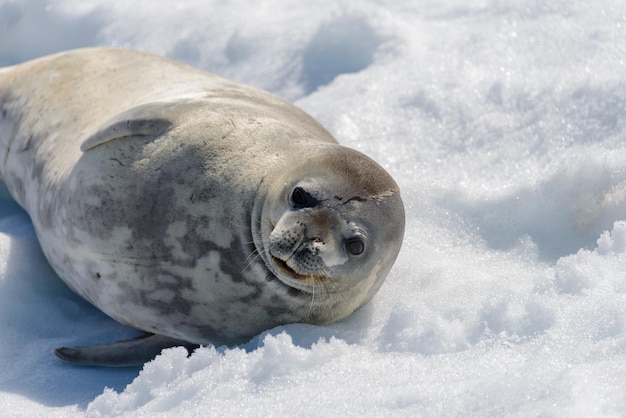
[0,48,405,366]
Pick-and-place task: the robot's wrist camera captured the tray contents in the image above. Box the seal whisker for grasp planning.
[241,248,262,273]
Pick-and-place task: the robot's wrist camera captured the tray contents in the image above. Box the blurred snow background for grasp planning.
[1,0,626,416]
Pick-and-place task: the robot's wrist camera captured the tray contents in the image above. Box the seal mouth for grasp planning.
[271,256,306,281]
[270,255,327,293]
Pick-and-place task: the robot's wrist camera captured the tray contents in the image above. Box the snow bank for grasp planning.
[1,0,626,416]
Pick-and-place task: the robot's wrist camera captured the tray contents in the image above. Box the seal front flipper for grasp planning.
[79,101,185,152]
[53,333,200,367]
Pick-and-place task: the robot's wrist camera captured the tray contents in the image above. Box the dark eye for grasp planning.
[345,237,365,256]
[290,187,317,208]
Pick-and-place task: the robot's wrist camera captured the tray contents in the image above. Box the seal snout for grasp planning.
[267,213,339,285]
[269,234,329,280]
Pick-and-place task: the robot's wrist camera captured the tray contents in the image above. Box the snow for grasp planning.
[1,0,626,416]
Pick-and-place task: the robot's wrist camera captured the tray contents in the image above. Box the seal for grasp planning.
[0,48,405,366]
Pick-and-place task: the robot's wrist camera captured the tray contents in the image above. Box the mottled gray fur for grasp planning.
[0,48,404,366]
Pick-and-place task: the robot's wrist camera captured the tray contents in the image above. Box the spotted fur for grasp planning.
[0,48,405,366]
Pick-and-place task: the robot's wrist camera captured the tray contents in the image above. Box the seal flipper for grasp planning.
[53,333,200,367]
[79,101,180,152]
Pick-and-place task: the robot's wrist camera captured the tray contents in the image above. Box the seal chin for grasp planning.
[270,255,327,294]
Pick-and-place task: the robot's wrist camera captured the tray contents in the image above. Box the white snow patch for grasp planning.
[2,0,626,416]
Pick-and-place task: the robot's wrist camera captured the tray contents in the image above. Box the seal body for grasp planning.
[0,48,404,366]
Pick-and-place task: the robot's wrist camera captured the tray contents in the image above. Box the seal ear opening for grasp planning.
[80,102,179,152]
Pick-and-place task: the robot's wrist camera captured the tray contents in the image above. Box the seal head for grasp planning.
[253,145,405,322]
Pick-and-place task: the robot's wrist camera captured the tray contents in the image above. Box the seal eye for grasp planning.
[290,187,317,208]
[345,237,365,256]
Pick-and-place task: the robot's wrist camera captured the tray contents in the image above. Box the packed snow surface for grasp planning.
[1,0,626,416]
